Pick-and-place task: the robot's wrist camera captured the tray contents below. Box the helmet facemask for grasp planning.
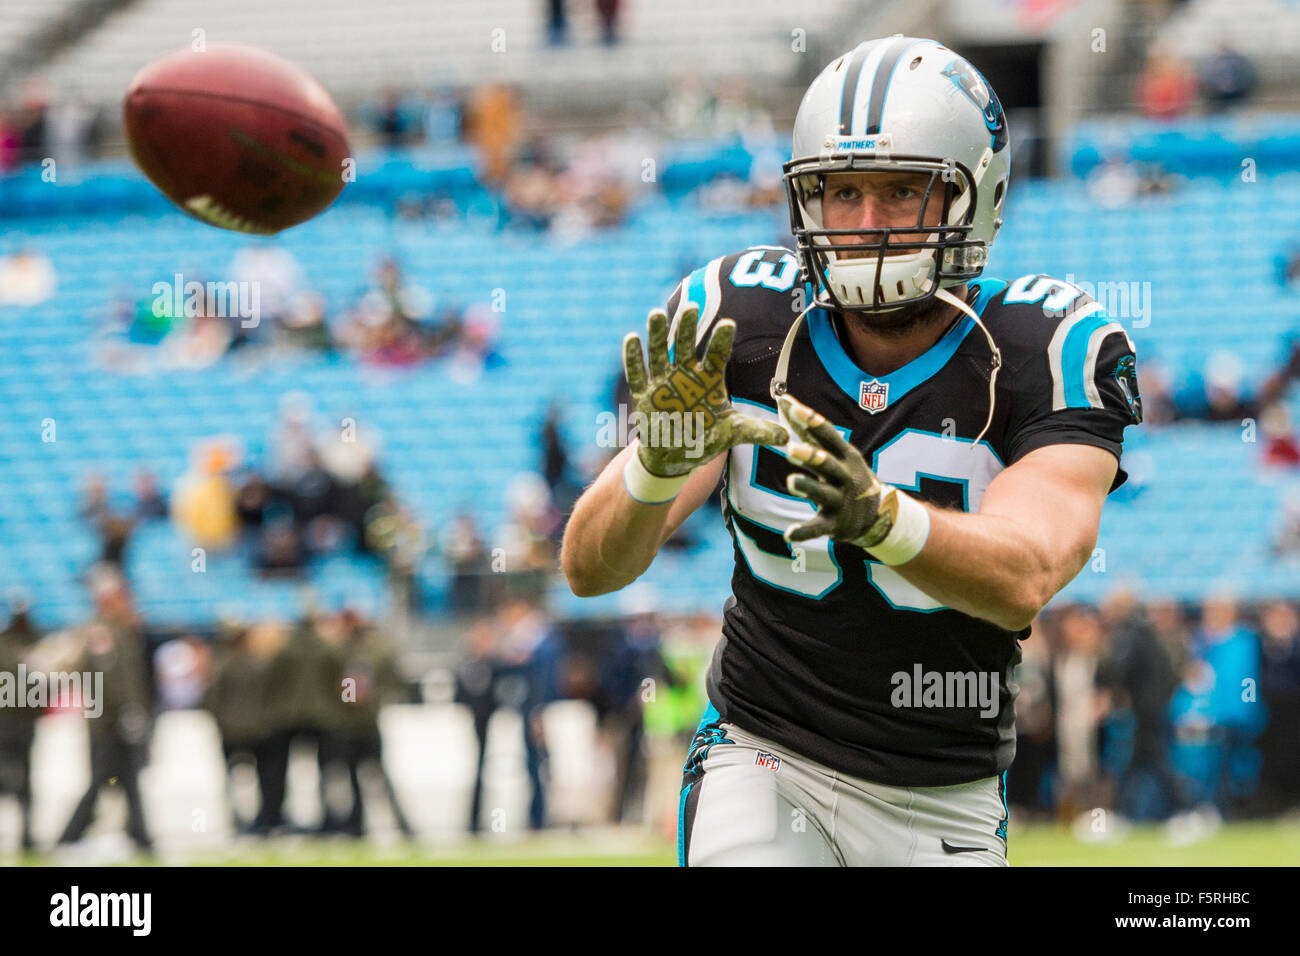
[783,153,990,314]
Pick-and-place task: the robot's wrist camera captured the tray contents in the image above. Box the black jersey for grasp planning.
[663,245,1142,787]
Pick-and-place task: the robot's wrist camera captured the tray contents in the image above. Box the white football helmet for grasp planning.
[785,36,1011,312]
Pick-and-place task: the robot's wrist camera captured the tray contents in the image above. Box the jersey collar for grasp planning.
[805,278,1006,407]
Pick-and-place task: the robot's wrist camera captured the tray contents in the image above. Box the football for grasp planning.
[123,43,350,234]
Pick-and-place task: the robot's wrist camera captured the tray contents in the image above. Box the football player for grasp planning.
[561,36,1142,865]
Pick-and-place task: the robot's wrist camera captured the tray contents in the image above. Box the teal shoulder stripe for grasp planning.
[969,277,1007,315]
[685,266,708,318]
[1060,312,1116,408]
[667,264,712,363]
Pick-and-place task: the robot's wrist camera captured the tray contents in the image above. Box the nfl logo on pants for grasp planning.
[859,379,889,413]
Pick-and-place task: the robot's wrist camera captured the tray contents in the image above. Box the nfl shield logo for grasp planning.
[755,751,782,772]
[859,379,889,414]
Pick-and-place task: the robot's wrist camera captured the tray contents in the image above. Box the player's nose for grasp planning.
[853,195,890,232]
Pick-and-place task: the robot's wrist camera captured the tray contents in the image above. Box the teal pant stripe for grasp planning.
[678,702,722,867]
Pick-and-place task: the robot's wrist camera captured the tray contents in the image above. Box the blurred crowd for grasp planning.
[96,249,503,376]
[0,571,412,852]
[0,80,103,173]
[1016,590,1300,836]
[0,566,719,854]
[79,394,422,587]
[4,570,1297,856]
[1136,43,1258,121]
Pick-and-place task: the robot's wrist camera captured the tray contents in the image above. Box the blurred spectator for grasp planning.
[641,612,712,836]
[456,617,503,833]
[0,248,56,307]
[664,75,714,139]
[276,293,334,352]
[444,511,493,614]
[254,612,344,834]
[710,78,773,141]
[497,473,561,587]
[1257,600,1300,813]
[229,243,308,334]
[1273,492,1300,557]
[597,589,672,823]
[1097,590,1186,821]
[1192,594,1266,814]
[1053,606,1106,816]
[546,0,569,46]
[374,89,411,149]
[446,304,504,383]
[57,574,154,855]
[497,597,562,830]
[337,256,439,366]
[171,440,241,550]
[0,591,40,852]
[504,150,563,231]
[1169,656,1220,811]
[203,621,270,835]
[265,392,318,486]
[1199,45,1257,112]
[1259,404,1300,468]
[44,96,101,169]
[595,0,621,46]
[332,609,414,838]
[463,83,522,185]
[1129,357,1176,426]
[153,635,210,710]
[81,474,135,568]
[422,87,463,145]
[1087,156,1140,208]
[0,110,21,171]
[1008,620,1055,817]
[1136,48,1197,120]
[133,471,168,520]
[1148,598,1192,677]
[540,402,580,512]
[15,81,48,165]
[456,599,561,833]
[1174,351,1258,422]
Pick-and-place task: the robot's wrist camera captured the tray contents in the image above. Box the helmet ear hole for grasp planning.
[993,180,1006,209]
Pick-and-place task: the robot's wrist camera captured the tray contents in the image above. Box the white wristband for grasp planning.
[863,486,930,566]
[622,445,690,504]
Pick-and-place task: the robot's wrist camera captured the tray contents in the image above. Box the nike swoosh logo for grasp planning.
[941,839,988,855]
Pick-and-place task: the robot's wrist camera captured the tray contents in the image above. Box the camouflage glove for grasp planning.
[621,303,788,501]
[779,394,931,564]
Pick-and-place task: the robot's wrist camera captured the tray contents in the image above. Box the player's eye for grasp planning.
[833,186,860,202]
[892,185,919,200]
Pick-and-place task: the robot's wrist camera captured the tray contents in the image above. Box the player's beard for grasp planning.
[837,291,957,340]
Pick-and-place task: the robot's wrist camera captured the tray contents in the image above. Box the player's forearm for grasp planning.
[560,449,677,597]
[894,507,1090,631]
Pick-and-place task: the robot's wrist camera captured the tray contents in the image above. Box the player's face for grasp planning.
[820,171,941,259]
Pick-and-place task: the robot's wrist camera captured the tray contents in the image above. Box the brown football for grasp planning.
[124,44,350,234]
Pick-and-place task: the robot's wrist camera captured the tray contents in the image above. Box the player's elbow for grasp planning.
[559,535,622,598]
[991,575,1056,632]
[990,595,1041,633]
[563,566,611,598]
[994,546,1088,631]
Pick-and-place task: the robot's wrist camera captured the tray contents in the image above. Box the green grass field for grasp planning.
[15,819,1294,866]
